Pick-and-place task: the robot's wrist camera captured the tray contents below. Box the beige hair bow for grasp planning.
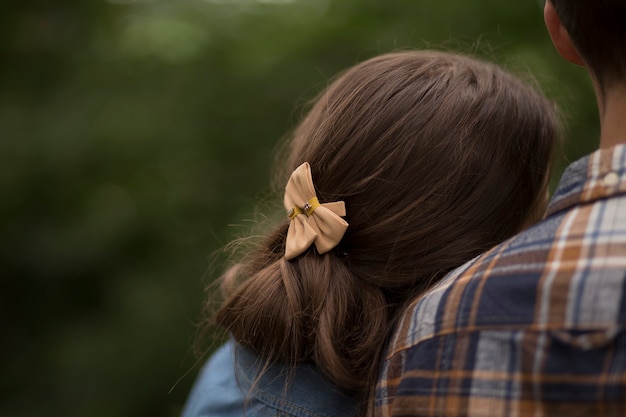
[283,162,348,260]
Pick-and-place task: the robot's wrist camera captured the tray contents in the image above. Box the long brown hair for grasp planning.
[212,50,561,409]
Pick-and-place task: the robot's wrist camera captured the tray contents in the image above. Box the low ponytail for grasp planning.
[216,227,390,394]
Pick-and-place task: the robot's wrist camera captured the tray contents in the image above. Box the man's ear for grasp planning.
[544,1,585,66]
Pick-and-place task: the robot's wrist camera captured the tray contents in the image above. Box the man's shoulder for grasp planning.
[389,187,626,360]
[377,186,626,417]
[386,214,562,359]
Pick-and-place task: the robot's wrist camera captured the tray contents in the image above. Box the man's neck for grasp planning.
[599,83,626,149]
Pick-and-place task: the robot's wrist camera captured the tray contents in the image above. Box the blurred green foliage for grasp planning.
[0,0,598,416]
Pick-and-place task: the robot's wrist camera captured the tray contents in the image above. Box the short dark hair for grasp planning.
[550,0,626,87]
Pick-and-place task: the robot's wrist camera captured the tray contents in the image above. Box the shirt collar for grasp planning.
[546,144,626,217]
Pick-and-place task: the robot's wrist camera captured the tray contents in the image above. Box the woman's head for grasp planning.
[215,50,560,397]
[284,50,558,294]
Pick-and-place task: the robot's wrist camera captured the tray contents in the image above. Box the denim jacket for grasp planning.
[181,340,360,417]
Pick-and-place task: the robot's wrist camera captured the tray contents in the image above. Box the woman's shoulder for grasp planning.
[182,339,361,417]
[236,342,361,417]
[181,341,245,417]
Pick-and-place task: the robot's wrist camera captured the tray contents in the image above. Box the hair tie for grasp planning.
[283,162,348,260]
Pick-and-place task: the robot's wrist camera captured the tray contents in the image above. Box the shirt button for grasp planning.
[603,172,619,187]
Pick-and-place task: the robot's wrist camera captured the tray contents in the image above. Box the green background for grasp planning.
[1,1,598,416]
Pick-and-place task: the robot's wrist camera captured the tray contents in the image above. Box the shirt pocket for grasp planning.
[549,326,621,350]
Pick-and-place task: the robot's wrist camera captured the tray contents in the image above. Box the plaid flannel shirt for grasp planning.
[376,144,626,417]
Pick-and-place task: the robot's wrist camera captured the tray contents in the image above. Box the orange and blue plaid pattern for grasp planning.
[376,144,626,417]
